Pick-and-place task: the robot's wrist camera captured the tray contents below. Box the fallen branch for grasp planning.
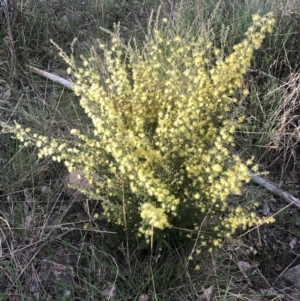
[250,172,300,209]
[28,65,79,91]
[27,66,300,209]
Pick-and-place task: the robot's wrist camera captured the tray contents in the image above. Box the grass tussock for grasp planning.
[1,0,300,300]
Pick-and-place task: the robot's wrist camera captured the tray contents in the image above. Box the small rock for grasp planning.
[281,265,300,287]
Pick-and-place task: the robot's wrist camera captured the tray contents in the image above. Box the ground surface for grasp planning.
[1,0,300,300]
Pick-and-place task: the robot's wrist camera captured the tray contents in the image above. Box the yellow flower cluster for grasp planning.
[1,12,275,247]
[140,202,170,238]
[221,206,275,238]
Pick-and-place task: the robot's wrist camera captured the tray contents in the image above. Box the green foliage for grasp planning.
[1,12,275,250]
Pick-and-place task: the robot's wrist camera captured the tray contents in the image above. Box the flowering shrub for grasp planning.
[1,12,275,249]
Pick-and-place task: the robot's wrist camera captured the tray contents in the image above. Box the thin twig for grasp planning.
[250,172,300,209]
[120,174,131,274]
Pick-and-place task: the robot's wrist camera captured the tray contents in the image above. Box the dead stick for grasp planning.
[28,66,80,91]
[250,173,300,209]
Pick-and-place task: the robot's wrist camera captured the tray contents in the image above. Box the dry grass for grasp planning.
[268,73,300,173]
[1,0,300,300]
